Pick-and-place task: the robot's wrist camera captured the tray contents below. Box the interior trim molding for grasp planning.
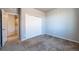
[46,34,79,43]
[0,9,2,47]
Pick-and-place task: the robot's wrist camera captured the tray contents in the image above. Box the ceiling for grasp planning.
[3,8,18,13]
[36,8,55,13]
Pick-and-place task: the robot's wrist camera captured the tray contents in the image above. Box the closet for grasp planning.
[26,14,42,39]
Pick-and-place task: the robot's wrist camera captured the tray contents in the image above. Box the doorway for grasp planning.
[2,10,20,46]
[7,14,19,43]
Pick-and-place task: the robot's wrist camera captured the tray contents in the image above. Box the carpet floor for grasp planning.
[1,35,79,51]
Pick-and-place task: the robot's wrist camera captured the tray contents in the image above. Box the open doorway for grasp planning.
[2,10,20,46]
[7,14,20,44]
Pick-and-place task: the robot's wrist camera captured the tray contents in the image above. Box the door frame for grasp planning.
[7,13,20,39]
[6,12,20,41]
[0,9,2,47]
[1,9,20,47]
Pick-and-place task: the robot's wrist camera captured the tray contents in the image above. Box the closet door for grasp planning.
[26,14,42,39]
[29,16,42,38]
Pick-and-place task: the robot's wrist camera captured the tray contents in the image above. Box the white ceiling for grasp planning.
[3,8,18,13]
[36,8,55,13]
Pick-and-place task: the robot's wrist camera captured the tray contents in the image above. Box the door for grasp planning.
[0,10,2,48]
[2,10,8,46]
[29,16,42,38]
[26,14,42,39]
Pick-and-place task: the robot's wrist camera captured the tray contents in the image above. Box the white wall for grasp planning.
[21,8,45,41]
[21,8,79,43]
[46,8,79,43]
[7,15,15,35]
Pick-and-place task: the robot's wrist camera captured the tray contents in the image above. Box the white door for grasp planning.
[2,10,8,46]
[29,16,42,38]
[26,14,42,39]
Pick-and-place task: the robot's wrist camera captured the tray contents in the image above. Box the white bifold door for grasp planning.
[26,14,42,39]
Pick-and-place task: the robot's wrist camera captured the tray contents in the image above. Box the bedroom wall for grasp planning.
[46,8,79,43]
[21,8,79,43]
[20,8,45,41]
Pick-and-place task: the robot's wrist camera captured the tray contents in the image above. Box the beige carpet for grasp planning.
[1,35,79,51]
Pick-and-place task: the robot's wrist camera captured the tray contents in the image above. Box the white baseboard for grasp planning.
[21,34,43,41]
[46,34,79,43]
[21,33,79,43]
